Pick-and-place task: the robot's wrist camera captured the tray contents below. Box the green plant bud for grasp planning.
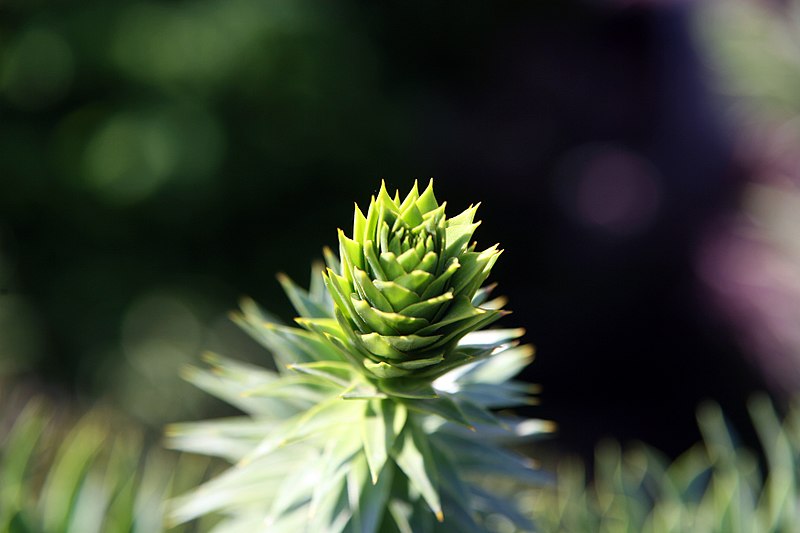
[320,180,505,384]
[168,182,547,531]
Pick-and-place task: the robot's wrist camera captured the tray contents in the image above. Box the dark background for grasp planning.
[1,0,786,461]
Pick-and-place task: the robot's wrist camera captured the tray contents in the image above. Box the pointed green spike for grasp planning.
[447,203,480,227]
[388,232,404,256]
[364,196,380,243]
[322,246,340,274]
[362,359,410,378]
[354,203,367,243]
[400,292,454,321]
[308,260,328,303]
[380,333,442,353]
[286,362,353,387]
[379,221,390,254]
[277,273,330,319]
[332,307,383,360]
[341,383,387,399]
[338,229,364,276]
[422,202,446,223]
[322,329,375,370]
[426,309,507,351]
[424,235,435,254]
[414,296,483,336]
[404,396,474,429]
[445,221,481,257]
[359,332,408,360]
[398,202,424,228]
[393,270,433,294]
[363,241,388,282]
[360,401,388,485]
[379,252,406,280]
[463,248,502,298]
[398,180,420,213]
[351,297,399,336]
[416,178,438,214]
[449,245,500,298]
[415,350,475,379]
[323,269,368,332]
[396,248,421,272]
[420,258,459,300]
[373,280,419,311]
[471,282,497,306]
[257,321,342,365]
[294,317,341,337]
[459,328,525,347]
[392,422,443,521]
[377,181,397,212]
[378,379,438,399]
[414,235,428,260]
[352,267,393,313]
[358,400,405,488]
[350,300,429,335]
[416,251,437,274]
[392,353,445,370]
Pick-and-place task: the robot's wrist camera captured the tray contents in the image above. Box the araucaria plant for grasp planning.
[167,180,549,532]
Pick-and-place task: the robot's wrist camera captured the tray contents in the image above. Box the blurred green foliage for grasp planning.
[695,0,800,122]
[528,396,800,532]
[0,383,218,532]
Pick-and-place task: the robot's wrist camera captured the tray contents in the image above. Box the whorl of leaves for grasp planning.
[318,180,504,388]
[167,182,550,532]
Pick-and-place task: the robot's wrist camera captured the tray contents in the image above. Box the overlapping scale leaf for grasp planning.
[319,180,505,385]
